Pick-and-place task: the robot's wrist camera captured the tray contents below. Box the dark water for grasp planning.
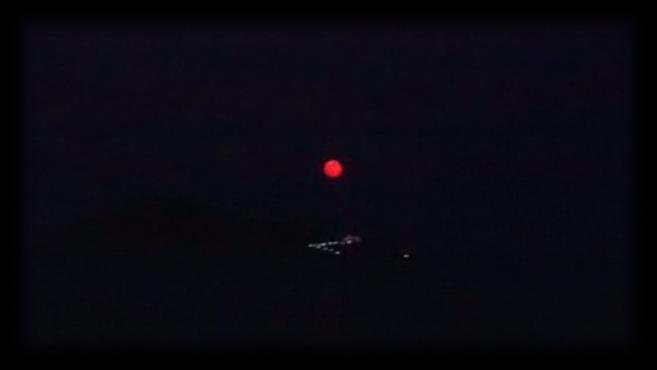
[23,245,632,350]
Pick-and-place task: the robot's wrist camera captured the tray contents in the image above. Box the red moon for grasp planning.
[323,160,343,179]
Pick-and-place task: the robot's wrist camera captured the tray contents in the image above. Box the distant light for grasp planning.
[343,235,362,243]
[334,251,341,255]
[402,253,411,259]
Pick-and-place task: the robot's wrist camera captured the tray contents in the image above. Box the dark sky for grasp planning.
[23,22,634,257]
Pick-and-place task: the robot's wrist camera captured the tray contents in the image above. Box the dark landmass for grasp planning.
[23,198,633,350]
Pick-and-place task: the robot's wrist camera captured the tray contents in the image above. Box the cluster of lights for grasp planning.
[306,237,360,256]
[306,240,350,255]
[306,236,413,261]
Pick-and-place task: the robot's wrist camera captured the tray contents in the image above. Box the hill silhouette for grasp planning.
[31,197,324,255]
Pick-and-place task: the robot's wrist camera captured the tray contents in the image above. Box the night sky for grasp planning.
[22,21,635,349]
